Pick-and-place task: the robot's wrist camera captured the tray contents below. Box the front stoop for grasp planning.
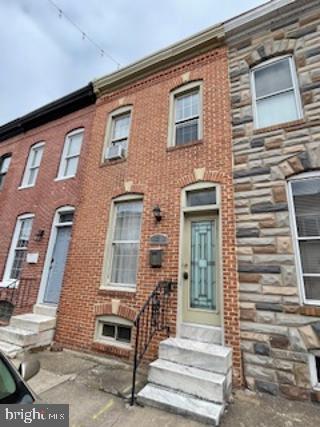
[137,336,232,425]
[0,304,57,358]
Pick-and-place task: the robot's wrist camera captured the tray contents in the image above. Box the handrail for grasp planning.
[130,280,174,406]
[0,278,35,321]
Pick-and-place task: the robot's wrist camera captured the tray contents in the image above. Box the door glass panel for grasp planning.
[190,220,216,310]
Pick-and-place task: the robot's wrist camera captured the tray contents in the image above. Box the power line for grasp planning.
[47,0,121,69]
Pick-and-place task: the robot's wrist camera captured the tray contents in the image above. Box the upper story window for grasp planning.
[0,155,11,190]
[289,174,320,305]
[169,82,203,147]
[251,56,302,129]
[2,214,34,284]
[57,129,84,180]
[21,142,44,188]
[104,107,132,161]
[104,197,143,289]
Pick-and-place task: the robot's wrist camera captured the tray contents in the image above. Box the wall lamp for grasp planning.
[34,229,45,242]
[152,205,162,222]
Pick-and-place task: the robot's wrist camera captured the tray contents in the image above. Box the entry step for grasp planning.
[180,323,222,344]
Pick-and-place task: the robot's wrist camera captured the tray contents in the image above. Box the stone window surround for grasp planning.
[94,314,133,350]
[287,170,320,307]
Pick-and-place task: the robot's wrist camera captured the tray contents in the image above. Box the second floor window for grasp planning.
[104,108,132,160]
[21,142,44,188]
[174,89,200,145]
[252,56,302,129]
[0,155,11,190]
[57,129,84,179]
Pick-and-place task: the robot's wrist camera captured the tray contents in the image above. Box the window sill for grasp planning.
[0,280,19,288]
[18,185,35,190]
[100,157,127,168]
[300,305,320,316]
[54,175,76,182]
[98,286,136,296]
[167,139,203,152]
[253,119,306,135]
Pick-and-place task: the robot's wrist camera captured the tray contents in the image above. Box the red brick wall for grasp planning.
[0,106,95,310]
[55,47,242,386]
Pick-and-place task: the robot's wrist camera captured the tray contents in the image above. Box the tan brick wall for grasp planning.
[55,46,242,385]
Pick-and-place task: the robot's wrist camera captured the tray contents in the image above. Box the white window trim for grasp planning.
[0,155,11,190]
[1,213,34,287]
[56,128,84,180]
[309,352,320,390]
[19,142,45,189]
[101,194,143,292]
[182,182,220,213]
[102,106,133,161]
[168,81,203,147]
[251,55,303,129]
[94,315,133,349]
[287,171,320,306]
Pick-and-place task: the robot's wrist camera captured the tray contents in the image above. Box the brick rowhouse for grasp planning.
[55,39,242,385]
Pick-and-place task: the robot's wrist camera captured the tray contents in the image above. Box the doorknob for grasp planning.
[183,271,189,280]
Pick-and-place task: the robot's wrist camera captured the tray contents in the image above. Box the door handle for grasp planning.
[183,271,189,280]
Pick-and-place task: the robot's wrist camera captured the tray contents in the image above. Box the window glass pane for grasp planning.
[26,167,38,187]
[0,359,16,400]
[299,241,320,274]
[292,178,320,237]
[316,356,320,383]
[256,91,298,128]
[187,188,216,207]
[114,201,143,241]
[31,146,44,168]
[59,212,74,223]
[17,219,32,248]
[255,58,293,98]
[175,119,198,145]
[112,114,130,140]
[10,250,27,280]
[304,277,320,301]
[64,156,78,177]
[111,243,139,285]
[1,156,11,174]
[175,91,199,122]
[67,133,83,157]
[117,326,131,343]
[102,324,115,338]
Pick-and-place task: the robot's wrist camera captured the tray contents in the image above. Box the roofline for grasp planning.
[0,83,96,143]
[93,23,224,96]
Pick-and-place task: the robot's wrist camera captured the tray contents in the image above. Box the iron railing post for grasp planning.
[131,316,140,406]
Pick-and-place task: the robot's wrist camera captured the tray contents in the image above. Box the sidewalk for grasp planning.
[19,349,320,427]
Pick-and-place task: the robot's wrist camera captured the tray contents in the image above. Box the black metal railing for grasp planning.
[0,278,34,322]
[130,280,174,406]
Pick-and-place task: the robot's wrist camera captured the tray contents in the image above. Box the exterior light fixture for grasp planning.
[153,205,162,222]
[34,229,45,242]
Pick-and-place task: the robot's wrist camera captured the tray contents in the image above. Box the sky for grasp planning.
[0,0,267,125]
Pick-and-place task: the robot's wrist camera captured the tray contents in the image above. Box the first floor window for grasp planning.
[290,175,320,304]
[252,56,302,128]
[21,142,44,187]
[108,199,143,288]
[3,215,34,282]
[57,129,84,179]
[0,155,11,190]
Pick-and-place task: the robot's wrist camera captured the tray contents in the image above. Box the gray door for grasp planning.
[44,225,72,304]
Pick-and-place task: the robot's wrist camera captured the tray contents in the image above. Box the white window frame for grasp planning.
[94,315,133,349]
[309,352,320,391]
[251,55,303,129]
[168,81,203,147]
[56,128,84,180]
[288,171,320,306]
[103,106,132,160]
[1,213,34,287]
[20,142,45,189]
[0,155,11,191]
[102,194,143,292]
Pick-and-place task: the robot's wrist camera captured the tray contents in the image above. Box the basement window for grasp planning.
[310,353,320,389]
[95,315,133,348]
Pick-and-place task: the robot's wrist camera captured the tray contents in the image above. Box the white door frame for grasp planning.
[176,182,225,342]
[37,206,74,305]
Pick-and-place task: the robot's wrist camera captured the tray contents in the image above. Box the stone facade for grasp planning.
[227,1,320,400]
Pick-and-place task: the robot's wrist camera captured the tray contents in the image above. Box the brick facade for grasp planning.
[228,1,320,400]
[0,105,95,313]
[55,46,242,385]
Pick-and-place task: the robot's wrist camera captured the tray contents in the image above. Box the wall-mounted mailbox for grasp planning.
[149,248,163,268]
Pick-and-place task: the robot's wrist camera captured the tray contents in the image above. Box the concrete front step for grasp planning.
[180,323,222,345]
[33,304,57,317]
[0,340,23,358]
[137,383,224,426]
[0,325,55,348]
[10,313,56,333]
[149,359,230,403]
[159,337,232,375]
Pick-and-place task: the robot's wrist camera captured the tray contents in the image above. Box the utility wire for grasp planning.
[47,0,121,69]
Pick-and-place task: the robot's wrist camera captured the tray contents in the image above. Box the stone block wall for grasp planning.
[228,2,320,400]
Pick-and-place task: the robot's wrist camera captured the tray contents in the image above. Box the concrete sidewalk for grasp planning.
[18,349,320,426]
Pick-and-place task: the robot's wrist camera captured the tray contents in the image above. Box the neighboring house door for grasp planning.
[43,225,72,304]
[39,207,74,306]
[182,214,220,326]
